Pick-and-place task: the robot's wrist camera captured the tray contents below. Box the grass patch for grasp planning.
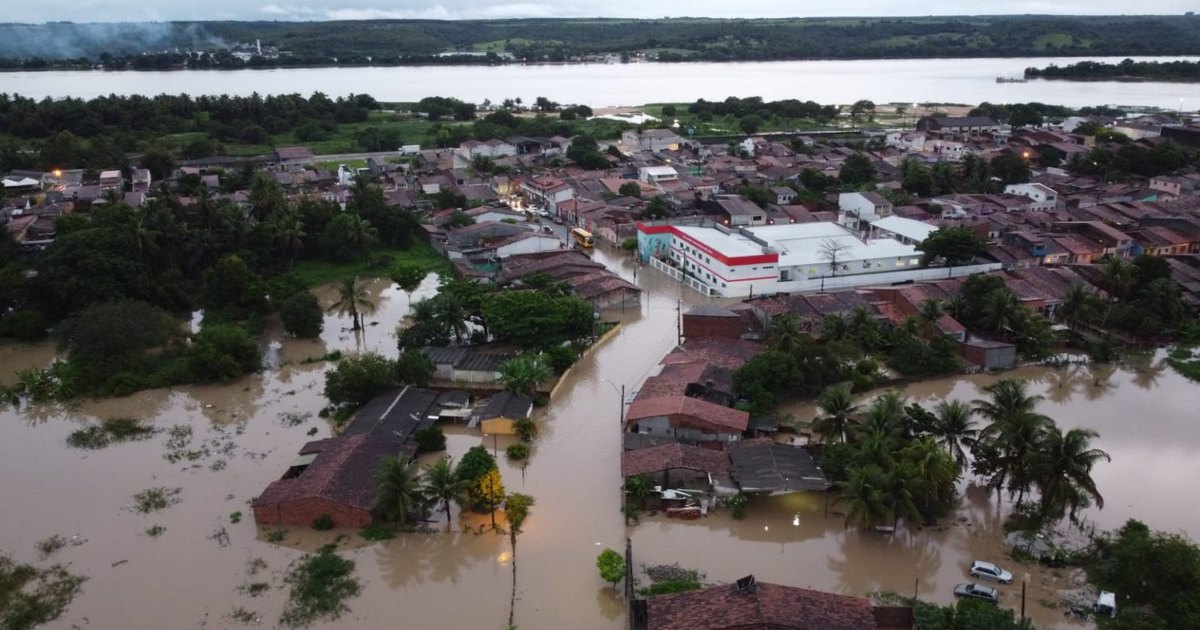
[247,558,268,575]
[35,536,67,559]
[279,546,361,628]
[132,487,182,514]
[228,606,259,624]
[359,525,396,541]
[290,243,450,288]
[279,412,311,428]
[265,529,286,544]
[638,564,705,596]
[145,524,166,538]
[239,581,271,597]
[230,511,243,524]
[301,350,343,364]
[66,417,157,450]
[1167,347,1200,382]
[0,554,87,630]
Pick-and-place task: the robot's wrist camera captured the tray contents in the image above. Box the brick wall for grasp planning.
[252,497,372,529]
[682,314,743,339]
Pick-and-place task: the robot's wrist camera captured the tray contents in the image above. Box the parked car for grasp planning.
[1093,591,1117,618]
[538,209,550,218]
[954,583,999,604]
[969,560,1014,584]
[541,225,554,234]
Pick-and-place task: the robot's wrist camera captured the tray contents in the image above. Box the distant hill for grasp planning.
[3,15,1200,63]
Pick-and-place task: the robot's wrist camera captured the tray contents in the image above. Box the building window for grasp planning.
[896,260,906,267]
[910,258,920,265]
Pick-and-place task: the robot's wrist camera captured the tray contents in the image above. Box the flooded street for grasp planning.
[1,246,1198,629]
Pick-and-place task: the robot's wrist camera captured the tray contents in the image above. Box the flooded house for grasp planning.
[252,386,460,528]
[633,576,914,630]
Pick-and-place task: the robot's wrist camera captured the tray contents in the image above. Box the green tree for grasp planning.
[54,300,176,386]
[916,227,988,267]
[617,181,641,197]
[390,263,426,306]
[1031,427,1110,523]
[202,254,268,322]
[839,153,876,186]
[972,379,1054,505]
[930,400,977,470]
[1058,282,1100,331]
[813,383,858,444]
[642,196,670,220]
[323,353,398,409]
[498,354,553,398]
[422,456,469,532]
[989,153,1031,185]
[139,147,175,181]
[835,464,890,529]
[1091,519,1200,629]
[766,314,806,353]
[189,323,262,382]
[374,456,423,525]
[279,292,324,338]
[596,548,625,587]
[395,350,435,387]
[739,114,763,135]
[327,276,376,331]
[321,213,378,262]
[483,291,593,348]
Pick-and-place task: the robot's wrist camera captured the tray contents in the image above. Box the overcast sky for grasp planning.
[42,1,1199,22]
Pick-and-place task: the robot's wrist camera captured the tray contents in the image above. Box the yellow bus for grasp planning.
[571,227,594,248]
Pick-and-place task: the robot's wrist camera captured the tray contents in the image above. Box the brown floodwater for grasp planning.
[0,248,1195,630]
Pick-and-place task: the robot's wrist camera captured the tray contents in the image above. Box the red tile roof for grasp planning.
[621,442,731,477]
[645,581,880,630]
[625,396,749,433]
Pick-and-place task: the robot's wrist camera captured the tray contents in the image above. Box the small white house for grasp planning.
[838,191,893,229]
[639,166,679,184]
[1004,183,1059,211]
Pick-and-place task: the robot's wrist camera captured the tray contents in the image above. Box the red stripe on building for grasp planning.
[672,247,778,283]
[639,222,778,267]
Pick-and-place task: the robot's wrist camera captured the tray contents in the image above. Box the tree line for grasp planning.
[1025,58,1200,82]
[4,16,1200,64]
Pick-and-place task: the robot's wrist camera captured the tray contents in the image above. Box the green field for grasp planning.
[291,243,451,288]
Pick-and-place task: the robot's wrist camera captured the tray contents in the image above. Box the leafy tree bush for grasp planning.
[596,548,625,587]
[618,181,641,197]
[323,353,398,409]
[505,443,530,461]
[189,322,262,382]
[1089,519,1200,629]
[54,300,177,388]
[202,254,268,322]
[279,292,324,338]
[395,350,435,387]
[413,427,446,453]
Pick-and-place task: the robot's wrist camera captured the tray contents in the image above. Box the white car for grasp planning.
[954,583,999,604]
[969,560,1014,584]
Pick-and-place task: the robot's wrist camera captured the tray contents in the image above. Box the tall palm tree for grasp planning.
[1031,427,1111,523]
[930,400,978,469]
[980,289,1023,335]
[812,383,858,444]
[1059,282,1098,331]
[1099,257,1135,302]
[434,292,471,345]
[271,211,306,268]
[374,456,424,525]
[327,276,376,331]
[821,314,849,342]
[835,464,890,529]
[973,379,1055,506]
[422,457,470,532]
[767,314,806,353]
[900,437,959,513]
[853,391,908,441]
[917,298,944,325]
[881,462,923,530]
[499,354,553,398]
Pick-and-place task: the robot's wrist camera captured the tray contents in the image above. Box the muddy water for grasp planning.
[0,252,1196,630]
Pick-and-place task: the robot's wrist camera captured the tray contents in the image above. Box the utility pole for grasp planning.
[676,298,682,346]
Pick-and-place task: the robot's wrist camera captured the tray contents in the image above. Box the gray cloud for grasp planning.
[23,0,1200,22]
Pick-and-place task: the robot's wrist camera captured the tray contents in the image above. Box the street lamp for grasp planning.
[601,378,626,425]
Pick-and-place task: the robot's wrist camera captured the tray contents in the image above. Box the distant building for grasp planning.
[274,146,315,167]
[916,116,1002,133]
[622,128,684,152]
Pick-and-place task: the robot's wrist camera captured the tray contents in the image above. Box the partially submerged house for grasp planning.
[252,387,458,528]
[633,577,914,630]
[621,442,732,491]
[727,438,830,494]
[625,395,750,444]
[474,391,534,434]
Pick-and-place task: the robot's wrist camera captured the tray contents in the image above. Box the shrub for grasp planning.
[279,546,360,627]
[311,514,335,531]
[596,548,625,586]
[544,345,577,375]
[189,323,262,382]
[506,443,530,461]
[323,353,398,409]
[280,292,324,338]
[620,237,638,251]
[514,417,538,442]
[729,493,749,519]
[412,426,446,453]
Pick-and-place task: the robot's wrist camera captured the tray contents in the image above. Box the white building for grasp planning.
[639,165,680,184]
[1004,183,1059,211]
[621,128,683,152]
[458,139,518,161]
[520,175,575,213]
[638,221,999,298]
[869,215,938,246]
[838,191,893,229]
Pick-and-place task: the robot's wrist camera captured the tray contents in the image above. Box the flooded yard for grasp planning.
[1,245,1197,629]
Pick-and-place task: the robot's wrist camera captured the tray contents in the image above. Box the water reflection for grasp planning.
[375,530,503,589]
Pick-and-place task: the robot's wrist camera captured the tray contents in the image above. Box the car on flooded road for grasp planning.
[954,583,999,604]
[969,560,1014,584]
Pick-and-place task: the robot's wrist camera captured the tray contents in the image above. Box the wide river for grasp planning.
[4,56,1198,109]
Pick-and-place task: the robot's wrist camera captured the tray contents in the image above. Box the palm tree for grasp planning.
[821,314,849,342]
[979,289,1023,335]
[271,212,306,268]
[1099,257,1135,302]
[973,379,1055,506]
[813,383,858,444]
[327,276,376,331]
[881,462,923,530]
[1059,282,1098,331]
[422,457,470,532]
[917,298,944,325]
[434,292,471,345]
[853,391,908,441]
[900,437,959,513]
[498,354,553,398]
[1031,427,1111,523]
[374,456,424,525]
[835,464,889,529]
[767,314,806,353]
[930,400,978,469]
